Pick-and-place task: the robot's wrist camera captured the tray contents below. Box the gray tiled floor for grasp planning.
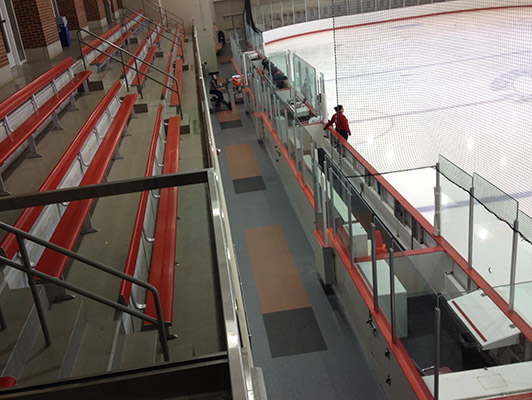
[211,45,386,400]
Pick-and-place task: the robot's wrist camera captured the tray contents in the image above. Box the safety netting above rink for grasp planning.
[330,1,532,220]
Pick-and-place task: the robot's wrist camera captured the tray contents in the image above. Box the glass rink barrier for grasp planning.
[236,18,532,398]
[252,0,459,31]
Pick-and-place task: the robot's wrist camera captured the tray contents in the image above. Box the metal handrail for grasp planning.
[142,0,185,31]
[193,25,256,399]
[0,220,170,361]
[77,28,182,116]
[122,7,183,51]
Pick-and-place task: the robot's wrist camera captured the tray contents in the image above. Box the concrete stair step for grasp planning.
[0,285,49,381]
[71,319,120,378]
[18,297,86,387]
[155,341,195,364]
[119,330,158,370]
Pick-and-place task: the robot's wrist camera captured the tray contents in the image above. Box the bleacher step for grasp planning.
[0,285,49,380]
[155,341,195,363]
[71,319,121,378]
[180,112,190,134]
[119,330,158,370]
[18,297,86,387]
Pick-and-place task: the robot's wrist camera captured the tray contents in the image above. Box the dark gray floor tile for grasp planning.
[233,176,266,193]
[263,307,327,358]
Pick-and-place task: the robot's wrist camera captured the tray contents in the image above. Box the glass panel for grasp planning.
[271,2,282,29]
[473,173,518,227]
[281,0,293,26]
[294,0,306,24]
[302,134,314,192]
[306,0,320,21]
[315,160,326,238]
[293,53,318,114]
[330,167,351,256]
[267,51,288,78]
[439,156,472,261]
[473,198,513,289]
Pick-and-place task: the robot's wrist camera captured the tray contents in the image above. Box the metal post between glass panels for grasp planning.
[434,304,441,400]
[280,1,284,26]
[389,247,396,343]
[467,186,475,292]
[298,125,304,176]
[348,187,353,268]
[304,0,308,21]
[509,219,519,311]
[371,222,379,311]
[434,162,441,236]
[321,171,329,247]
[328,165,336,234]
[283,109,289,146]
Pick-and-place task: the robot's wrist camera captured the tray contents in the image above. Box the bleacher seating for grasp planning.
[132,46,157,91]
[0,57,91,194]
[144,115,180,327]
[119,104,166,311]
[82,24,132,72]
[119,105,180,329]
[123,37,156,92]
[124,9,146,35]
[0,80,136,290]
[162,31,184,109]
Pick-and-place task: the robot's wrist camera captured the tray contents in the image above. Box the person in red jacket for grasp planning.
[323,104,351,141]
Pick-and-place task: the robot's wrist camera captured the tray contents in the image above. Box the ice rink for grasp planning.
[265,6,532,219]
[264,5,532,320]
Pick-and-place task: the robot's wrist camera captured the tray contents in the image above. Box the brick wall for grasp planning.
[57,0,88,31]
[83,0,106,22]
[12,0,59,49]
[0,31,9,68]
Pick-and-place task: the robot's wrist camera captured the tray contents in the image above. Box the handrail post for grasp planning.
[151,290,170,361]
[78,30,87,70]
[173,75,182,118]
[120,49,130,92]
[16,235,51,346]
[0,303,6,330]
[133,56,141,97]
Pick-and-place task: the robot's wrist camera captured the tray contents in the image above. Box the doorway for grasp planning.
[0,0,26,67]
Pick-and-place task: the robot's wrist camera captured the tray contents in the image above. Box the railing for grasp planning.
[76,28,182,116]
[193,24,258,400]
[237,23,532,398]
[121,7,184,53]
[0,212,170,362]
[142,0,185,33]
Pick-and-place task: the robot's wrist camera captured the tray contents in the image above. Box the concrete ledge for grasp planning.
[180,113,190,134]
[69,26,91,39]
[0,64,14,88]
[88,18,108,30]
[24,40,63,62]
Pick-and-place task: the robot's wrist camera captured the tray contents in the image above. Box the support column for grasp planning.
[110,0,119,20]
[12,0,62,61]
[56,0,89,38]
[83,0,108,30]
